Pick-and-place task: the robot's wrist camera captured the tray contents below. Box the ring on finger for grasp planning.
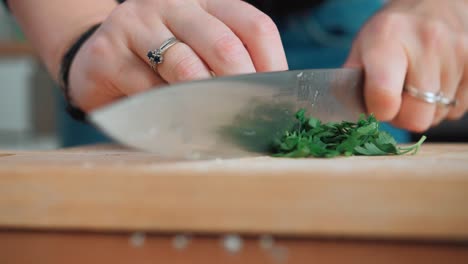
[404,85,458,107]
[147,37,181,71]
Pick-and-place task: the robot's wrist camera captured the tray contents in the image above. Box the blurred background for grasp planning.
[0,5,109,150]
[0,4,466,151]
[0,6,59,150]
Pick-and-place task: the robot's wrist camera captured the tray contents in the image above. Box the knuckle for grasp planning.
[85,35,112,64]
[81,36,116,81]
[212,33,246,64]
[421,21,447,50]
[172,55,205,81]
[369,13,406,36]
[250,13,279,36]
[86,35,109,56]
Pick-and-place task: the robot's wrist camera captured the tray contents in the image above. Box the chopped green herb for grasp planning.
[272,109,426,158]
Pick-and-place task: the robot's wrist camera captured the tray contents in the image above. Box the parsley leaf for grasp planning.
[272,109,426,158]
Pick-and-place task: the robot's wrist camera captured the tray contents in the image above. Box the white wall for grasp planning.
[0,5,58,149]
[0,4,16,41]
[0,57,34,132]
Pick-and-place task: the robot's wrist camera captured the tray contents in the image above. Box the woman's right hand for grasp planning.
[68,0,288,112]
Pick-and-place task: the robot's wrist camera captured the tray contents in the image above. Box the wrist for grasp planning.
[59,23,102,122]
[49,15,109,81]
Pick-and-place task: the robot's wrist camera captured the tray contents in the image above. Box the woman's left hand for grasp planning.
[345,0,468,132]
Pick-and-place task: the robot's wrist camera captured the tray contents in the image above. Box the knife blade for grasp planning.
[90,68,365,159]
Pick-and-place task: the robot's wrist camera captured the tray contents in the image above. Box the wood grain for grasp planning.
[0,144,467,240]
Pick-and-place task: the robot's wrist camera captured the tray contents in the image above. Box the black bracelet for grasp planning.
[59,23,101,122]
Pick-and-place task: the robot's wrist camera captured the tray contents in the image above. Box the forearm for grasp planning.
[9,0,117,80]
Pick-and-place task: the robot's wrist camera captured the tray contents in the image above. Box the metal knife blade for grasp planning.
[90,68,364,159]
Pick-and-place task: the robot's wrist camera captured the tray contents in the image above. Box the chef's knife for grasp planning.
[90,68,365,159]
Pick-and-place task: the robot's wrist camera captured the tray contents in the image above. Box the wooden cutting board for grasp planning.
[0,143,467,241]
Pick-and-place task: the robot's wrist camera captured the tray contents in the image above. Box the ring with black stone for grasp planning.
[147,37,181,71]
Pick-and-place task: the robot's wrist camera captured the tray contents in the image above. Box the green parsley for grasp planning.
[272,109,426,158]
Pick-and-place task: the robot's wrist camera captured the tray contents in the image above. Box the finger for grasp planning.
[447,37,468,120]
[206,0,288,72]
[157,41,213,83]
[165,4,256,76]
[124,17,211,83]
[393,23,443,132]
[358,38,407,121]
[447,75,468,120]
[91,48,164,108]
[432,35,463,125]
[68,35,164,112]
[113,50,166,95]
[143,26,212,83]
[343,14,410,121]
[447,85,468,120]
[103,33,167,95]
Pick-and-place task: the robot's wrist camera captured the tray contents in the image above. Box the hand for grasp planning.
[345,0,468,132]
[69,0,288,112]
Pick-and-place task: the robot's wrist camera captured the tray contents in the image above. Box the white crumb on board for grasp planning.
[259,235,275,249]
[222,234,243,253]
[172,234,191,250]
[81,162,95,169]
[129,232,146,247]
[270,245,289,263]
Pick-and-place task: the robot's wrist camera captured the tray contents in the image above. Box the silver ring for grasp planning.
[404,85,457,107]
[147,37,181,70]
